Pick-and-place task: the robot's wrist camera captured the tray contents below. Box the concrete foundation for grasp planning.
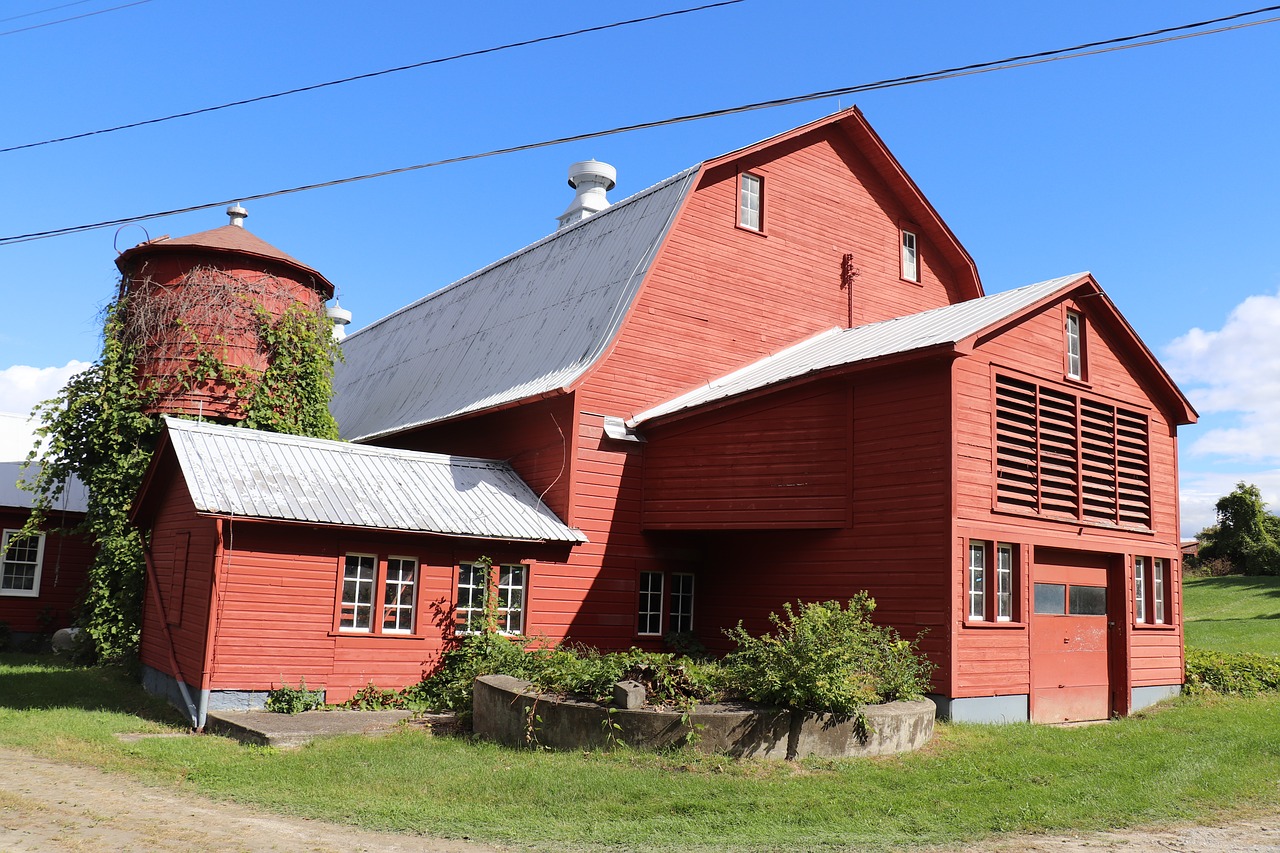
[931,693,1030,724]
[1131,684,1181,711]
[473,675,935,759]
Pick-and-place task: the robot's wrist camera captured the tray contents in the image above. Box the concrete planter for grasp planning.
[473,675,934,759]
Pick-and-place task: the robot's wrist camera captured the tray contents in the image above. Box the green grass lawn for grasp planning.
[2,654,1280,851]
[1183,575,1280,655]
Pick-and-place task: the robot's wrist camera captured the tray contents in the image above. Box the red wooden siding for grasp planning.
[0,508,92,634]
[138,477,218,685]
[642,386,852,530]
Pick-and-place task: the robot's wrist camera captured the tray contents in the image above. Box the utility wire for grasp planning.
[1,0,101,25]
[3,4,1277,247]
[1,0,745,154]
[0,0,150,37]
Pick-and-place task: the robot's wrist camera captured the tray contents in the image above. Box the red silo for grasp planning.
[114,205,336,421]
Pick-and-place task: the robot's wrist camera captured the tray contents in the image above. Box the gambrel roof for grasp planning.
[137,418,585,543]
[330,107,981,443]
[630,274,1197,427]
[331,168,699,442]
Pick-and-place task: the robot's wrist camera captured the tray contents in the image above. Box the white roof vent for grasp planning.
[327,302,352,340]
[556,160,617,230]
[227,204,248,228]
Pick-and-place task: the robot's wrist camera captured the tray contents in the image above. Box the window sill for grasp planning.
[0,589,39,598]
[1133,622,1177,631]
[900,276,923,286]
[328,630,426,640]
[734,223,768,238]
[1063,375,1092,390]
[962,620,1025,629]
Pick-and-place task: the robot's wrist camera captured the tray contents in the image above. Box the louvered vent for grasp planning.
[994,375,1150,528]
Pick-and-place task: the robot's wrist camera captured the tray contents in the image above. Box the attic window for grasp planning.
[1066,310,1084,379]
[901,229,919,282]
[739,172,762,231]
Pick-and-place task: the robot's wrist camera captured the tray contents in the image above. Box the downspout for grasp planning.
[141,539,199,729]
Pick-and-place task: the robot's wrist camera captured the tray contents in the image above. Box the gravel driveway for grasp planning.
[2,746,1277,851]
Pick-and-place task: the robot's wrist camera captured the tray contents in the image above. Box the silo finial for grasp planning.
[227,204,248,228]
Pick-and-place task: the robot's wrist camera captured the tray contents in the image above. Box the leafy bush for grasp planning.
[265,679,324,714]
[342,683,408,710]
[1184,647,1280,696]
[723,595,933,717]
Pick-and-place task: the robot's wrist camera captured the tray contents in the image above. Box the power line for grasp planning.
[0,0,745,154]
[1,0,101,25]
[0,0,150,37]
[3,4,1278,247]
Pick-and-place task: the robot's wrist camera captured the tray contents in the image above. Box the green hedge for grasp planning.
[1184,647,1280,696]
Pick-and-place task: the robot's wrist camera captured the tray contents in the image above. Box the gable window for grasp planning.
[1134,556,1169,625]
[456,560,527,635]
[967,540,1019,623]
[0,529,44,597]
[670,573,695,634]
[901,229,919,282]
[338,553,418,634]
[1066,310,1084,379]
[739,172,762,231]
[638,571,664,635]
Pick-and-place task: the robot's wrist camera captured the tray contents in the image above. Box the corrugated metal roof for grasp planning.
[631,274,1087,425]
[330,168,700,442]
[162,417,586,543]
[0,461,89,514]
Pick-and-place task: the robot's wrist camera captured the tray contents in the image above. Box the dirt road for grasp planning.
[1,745,1277,851]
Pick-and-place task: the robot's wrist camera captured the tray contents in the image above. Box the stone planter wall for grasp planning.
[473,675,934,759]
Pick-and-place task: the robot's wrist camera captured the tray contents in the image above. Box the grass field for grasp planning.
[1183,575,1280,655]
[1,653,1279,851]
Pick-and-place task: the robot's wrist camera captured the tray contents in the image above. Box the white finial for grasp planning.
[327,302,352,340]
[227,204,248,228]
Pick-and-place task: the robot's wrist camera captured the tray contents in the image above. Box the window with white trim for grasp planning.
[339,553,418,634]
[901,229,919,282]
[1066,310,1083,379]
[670,573,695,634]
[456,560,527,635]
[638,571,663,635]
[739,172,762,231]
[968,540,1020,623]
[1134,556,1168,625]
[996,543,1014,621]
[968,541,986,621]
[0,529,44,597]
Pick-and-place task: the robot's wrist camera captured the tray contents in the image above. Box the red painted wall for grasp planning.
[0,508,92,635]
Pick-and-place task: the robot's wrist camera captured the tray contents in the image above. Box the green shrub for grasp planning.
[265,679,324,714]
[723,595,933,717]
[342,683,408,710]
[1184,647,1280,696]
[404,632,535,713]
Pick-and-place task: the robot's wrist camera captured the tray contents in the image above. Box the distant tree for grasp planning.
[1198,483,1280,576]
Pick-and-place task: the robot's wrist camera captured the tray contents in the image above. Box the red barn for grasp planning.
[134,107,1195,725]
[0,462,92,645]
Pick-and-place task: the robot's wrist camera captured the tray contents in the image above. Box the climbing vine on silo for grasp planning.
[21,270,340,663]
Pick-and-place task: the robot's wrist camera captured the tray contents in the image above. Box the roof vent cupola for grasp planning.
[226,203,248,228]
[556,160,617,230]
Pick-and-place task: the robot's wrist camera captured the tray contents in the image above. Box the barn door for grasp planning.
[1030,559,1111,723]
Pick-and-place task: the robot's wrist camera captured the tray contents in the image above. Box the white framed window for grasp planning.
[739,172,762,231]
[339,553,377,631]
[996,543,1014,622]
[1,529,44,597]
[1153,558,1166,624]
[638,571,663,635]
[456,561,527,635]
[1066,310,1083,379]
[1134,556,1147,623]
[670,573,695,634]
[901,229,919,282]
[381,557,418,634]
[496,564,526,634]
[968,541,986,621]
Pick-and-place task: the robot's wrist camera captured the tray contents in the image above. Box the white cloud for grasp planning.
[1179,469,1280,540]
[0,361,92,462]
[1166,290,1280,462]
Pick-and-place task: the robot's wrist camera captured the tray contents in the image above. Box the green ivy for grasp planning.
[22,276,340,663]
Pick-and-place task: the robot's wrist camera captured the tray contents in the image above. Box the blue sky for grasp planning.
[2,1,1278,536]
